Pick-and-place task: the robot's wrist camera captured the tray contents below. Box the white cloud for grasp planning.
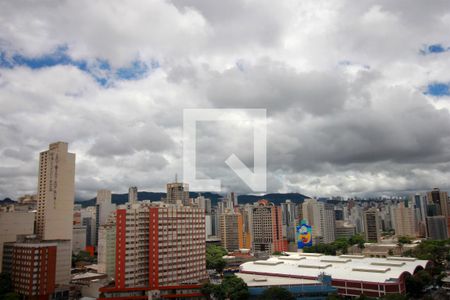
[1,0,450,199]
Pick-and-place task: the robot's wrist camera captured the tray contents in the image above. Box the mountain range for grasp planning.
[73,192,310,208]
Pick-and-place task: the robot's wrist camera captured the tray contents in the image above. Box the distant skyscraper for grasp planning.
[239,204,253,249]
[393,202,415,238]
[251,200,285,257]
[426,216,449,240]
[95,189,115,246]
[302,199,336,244]
[72,225,87,254]
[412,194,427,237]
[426,188,450,237]
[97,222,116,279]
[219,210,243,252]
[281,200,297,248]
[165,181,189,206]
[229,192,238,206]
[36,142,76,241]
[426,188,448,216]
[128,186,138,204]
[363,208,381,243]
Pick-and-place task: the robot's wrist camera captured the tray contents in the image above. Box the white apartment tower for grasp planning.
[36,142,76,241]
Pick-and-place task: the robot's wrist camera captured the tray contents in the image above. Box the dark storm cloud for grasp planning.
[206,60,348,115]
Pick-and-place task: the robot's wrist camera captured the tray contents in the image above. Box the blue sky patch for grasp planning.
[425,83,450,97]
[420,43,449,55]
[0,45,157,86]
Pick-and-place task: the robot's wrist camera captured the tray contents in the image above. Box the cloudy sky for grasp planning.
[1,0,450,200]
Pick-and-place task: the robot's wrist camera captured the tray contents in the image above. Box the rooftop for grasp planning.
[239,252,430,284]
[235,273,321,287]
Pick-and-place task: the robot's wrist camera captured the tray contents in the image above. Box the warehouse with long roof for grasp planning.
[239,252,431,297]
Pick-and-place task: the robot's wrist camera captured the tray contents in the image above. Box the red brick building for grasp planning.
[11,243,57,300]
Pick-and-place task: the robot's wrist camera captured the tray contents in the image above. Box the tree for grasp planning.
[405,270,432,297]
[206,245,227,273]
[259,286,295,300]
[397,236,412,244]
[382,294,407,300]
[2,292,20,300]
[396,236,412,255]
[348,234,365,252]
[222,275,249,300]
[0,273,13,295]
[202,275,249,300]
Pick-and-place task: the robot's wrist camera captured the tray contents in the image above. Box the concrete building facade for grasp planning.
[97,223,116,279]
[363,208,381,243]
[219,210,243,252]
[72,225,87,254]
[393,202,416,237]
[165,182,189,206]
[302,199,336,244]
[0,211,34,271]
[251,200,285,257]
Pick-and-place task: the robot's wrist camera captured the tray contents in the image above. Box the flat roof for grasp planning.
[235,272,321,287]
[71,272,106,280]
[239,252,429,284]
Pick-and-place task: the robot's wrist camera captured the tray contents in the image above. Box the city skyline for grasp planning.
[2,1,450,200]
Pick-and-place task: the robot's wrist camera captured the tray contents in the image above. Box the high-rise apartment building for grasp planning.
[251,200,285,257]
[393,202,416,237]
[115,202,207,289]
[238,204,253,249]
[95,189,115,246]
[219,210,243,252]
[323,203,336,243]
[363,208,381,243]
[426,216,449,240]
[0,211,34,271]
[72,225,87,254]
[128,186,138,204]
[411,194,427,237]
[302,199,336,244]
[165,181,189,206]
[97,223,116,279]
[280,200,297,246]
[35,142,75,285]
[426,188,450,237]
[36,142,75,241]
[427,188,449,217]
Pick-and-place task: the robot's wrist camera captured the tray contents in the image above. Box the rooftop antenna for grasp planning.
[175,173,178,183]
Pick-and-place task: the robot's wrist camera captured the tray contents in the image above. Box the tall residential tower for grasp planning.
[36,142,76,241]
